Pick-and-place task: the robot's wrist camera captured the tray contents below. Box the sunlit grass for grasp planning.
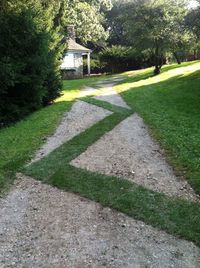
[116,61,200,94]
[115,60,200,194]
[1,61,200,243]
[0,76,105,194]
[24,77,200,247]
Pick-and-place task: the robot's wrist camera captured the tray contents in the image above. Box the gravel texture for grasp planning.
[94,77,125,86]
[31,100,112,163]
[71,114,199,202]
[80,82,130,109]
[79,86,98,98]
[1,80,200,267]
[0,174,199,268]
[92,82,130,109]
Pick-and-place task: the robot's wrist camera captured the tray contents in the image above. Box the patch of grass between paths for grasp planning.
[0,75,111,194]
[80,96,131,115]
[23,95,200,247]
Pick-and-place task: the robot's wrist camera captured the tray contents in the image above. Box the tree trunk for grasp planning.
[194,50,197,60]
[173,52,181,64]
[154,56,164,75]
[154,65,161,75]
[154,43,162,75]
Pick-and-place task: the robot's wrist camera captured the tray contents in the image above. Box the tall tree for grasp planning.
[0,0,65,124]
[106,0,192,74]
[123,0,191,74]
[65,0,112,45]
[186,0,200,38]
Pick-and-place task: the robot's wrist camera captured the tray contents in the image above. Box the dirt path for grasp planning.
[31,100,112,163]
[0,175,199,268]
[92,82,130,109]
[0,78,200,267]
[71,113,199,202]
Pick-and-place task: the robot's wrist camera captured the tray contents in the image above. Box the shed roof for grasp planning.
[67,38,91,53]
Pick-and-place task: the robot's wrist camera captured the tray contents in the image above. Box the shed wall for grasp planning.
[61,53,83,80]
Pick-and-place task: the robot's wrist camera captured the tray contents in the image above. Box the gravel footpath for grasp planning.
[1,79,200,267]
[31,100,112,163]
[92,82,130,109]
[79,86,98,98]
[80,82,130,109]
[71,114,199,202]
[0,175,199,268]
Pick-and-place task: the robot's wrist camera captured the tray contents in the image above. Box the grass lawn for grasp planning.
[24,79,200,246]
[1,61,200,246]
[0,75,109,194]
[115,61,200,194]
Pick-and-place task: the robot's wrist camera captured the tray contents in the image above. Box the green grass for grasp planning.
[23,90,200,247]
[25,163,200,246]
[24,105,132,179]
[115,61,200,194]
[0,75,108,194]
[1,61,200,247]
[80,96,131,115]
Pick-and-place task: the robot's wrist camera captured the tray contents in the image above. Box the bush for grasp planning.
[83,58,108,74]
[0,3,63,125]
[99,45,145,73]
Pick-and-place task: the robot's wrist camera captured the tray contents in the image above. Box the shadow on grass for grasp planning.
[24,111,200,246]
[3,61,199,245]
[51,165,200,247]
[117,61,200,90]
[0,74,110,194]
[23,70,200,246]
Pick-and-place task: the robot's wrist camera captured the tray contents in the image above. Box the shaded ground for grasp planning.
[0,175,199,268]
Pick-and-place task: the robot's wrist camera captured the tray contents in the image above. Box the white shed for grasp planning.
[61,28,91,79]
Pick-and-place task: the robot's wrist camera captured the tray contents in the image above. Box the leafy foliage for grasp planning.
[83,58,107,74]
[124,0,191,74]
[99,45,144,73]
[65,0,112,45]
[185,2,200,38]
[0,0,65,125]
[105,0,198,75]
[0,0,111,125]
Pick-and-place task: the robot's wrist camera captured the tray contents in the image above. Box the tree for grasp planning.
[99,45,146,73]
[106,0,192,75]
[185,1,200,38]
[0,0,113,125]
[65,0,112,45]
[122,0,190,74]
[0,0,64,124]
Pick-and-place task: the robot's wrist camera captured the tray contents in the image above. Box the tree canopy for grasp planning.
[0,0,111,124]
[1,0,200,124]
[106,0,196,74]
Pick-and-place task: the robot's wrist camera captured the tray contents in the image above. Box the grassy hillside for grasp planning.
[116,61,200,194]
[23,62,200,246]
[1,61,199,245]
